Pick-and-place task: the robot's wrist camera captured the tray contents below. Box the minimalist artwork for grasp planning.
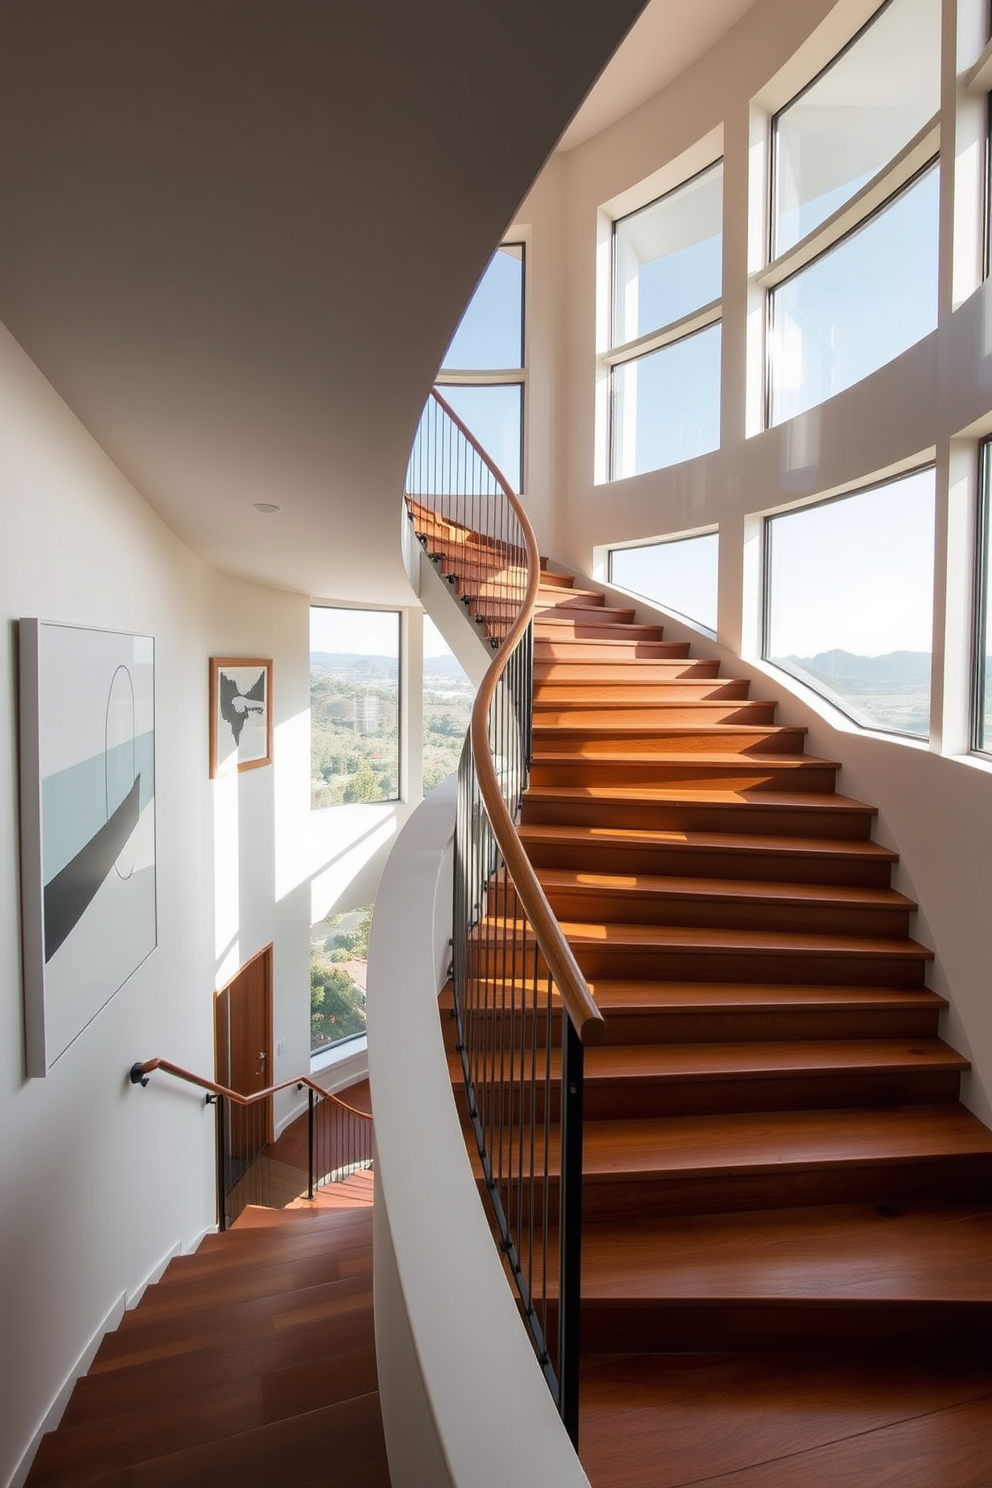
[19,620,157,1076]
[210,658,273,777]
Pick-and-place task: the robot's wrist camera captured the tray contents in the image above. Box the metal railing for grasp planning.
[406,388,604,1446]
[129,1059,374,1230]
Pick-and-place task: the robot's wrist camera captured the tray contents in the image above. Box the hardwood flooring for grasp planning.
[26,1106,386,1487]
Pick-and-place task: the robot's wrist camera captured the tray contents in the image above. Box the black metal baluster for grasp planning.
[308,1087,315,1200]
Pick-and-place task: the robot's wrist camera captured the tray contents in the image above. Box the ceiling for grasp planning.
[559,0,761,151]
[0,1,754,605]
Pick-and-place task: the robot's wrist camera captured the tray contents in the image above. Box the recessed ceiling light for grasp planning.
[252,502,281,514]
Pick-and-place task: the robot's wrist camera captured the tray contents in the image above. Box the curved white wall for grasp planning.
[518,0,992,1119]
[367,779,591,1488]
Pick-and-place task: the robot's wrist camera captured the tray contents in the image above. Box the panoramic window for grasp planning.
[609,531,719,632]
[310,607,400,808]
[422,616,473,793]
[607,161,723,477]
[764,467,935,739]
[437,243,525,491]
[765,0,941,425]
[310,904,370,1053]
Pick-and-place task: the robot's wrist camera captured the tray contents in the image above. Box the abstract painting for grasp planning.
[209,657,273,777]
[18,620,157,1076]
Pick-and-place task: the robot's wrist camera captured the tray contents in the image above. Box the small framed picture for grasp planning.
[210,658,273,778]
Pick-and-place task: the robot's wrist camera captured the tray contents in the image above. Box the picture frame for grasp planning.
[209,657,273,778]
[18,619,158,1076]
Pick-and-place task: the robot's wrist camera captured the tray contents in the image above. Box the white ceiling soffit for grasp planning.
[0,1,645,604]
[559,0,762,151]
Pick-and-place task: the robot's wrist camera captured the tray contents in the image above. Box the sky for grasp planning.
[310,607,454,659]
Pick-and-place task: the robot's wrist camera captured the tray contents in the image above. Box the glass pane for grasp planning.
[422,616,473,792]
[774,0,941,255]
[765,468,934,738]
[612,323,721,478]
[311,905,370,1053]
[441,244,524,370]
[613,162,723,343]
[439,383,522,491]
[310,607,400,808]
[610,532,719,631]
[769,163,938,426]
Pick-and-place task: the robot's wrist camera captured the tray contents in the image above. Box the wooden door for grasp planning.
[215,945,273,1167]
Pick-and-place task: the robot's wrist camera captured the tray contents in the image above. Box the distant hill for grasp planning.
[310,650,469,683]
[781,650,930,689]
[424,654,472,681]
[311,652,398,680]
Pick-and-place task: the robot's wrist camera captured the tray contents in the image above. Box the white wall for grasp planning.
[0,317,424,1485]
[518,0,992,1121]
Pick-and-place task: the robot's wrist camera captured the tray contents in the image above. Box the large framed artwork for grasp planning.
[209,657,273,777]
[18,620,157,1076]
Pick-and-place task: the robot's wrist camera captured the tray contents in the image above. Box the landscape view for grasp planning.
[310,905,371,1052]
[773,649,931,738]
[311,650,400,808]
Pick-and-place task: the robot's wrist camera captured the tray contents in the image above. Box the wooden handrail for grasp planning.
[129,1057,373,1120]
[428,389,606,1047]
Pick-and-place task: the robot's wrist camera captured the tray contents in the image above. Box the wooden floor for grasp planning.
[411,500,992,1488]
[579,1352,992,1487]
[27,1101,386,1487]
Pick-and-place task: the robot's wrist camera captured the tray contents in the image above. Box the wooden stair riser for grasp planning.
[528,756,839,792]
[440,985,946,1049]
[522,883,914,938]
[562,1299,992,1355]
[486,1154,992,1226]
[533,702,781,728]
[533,679,753,704]
[532,639,690,661]
[63,1311,377,1426]
[455,1064,962,1123]
[532,722,805,753]
[534,620,667,642]
[520,793,877,840]
[474,599,631,623]
[468,932,932,987]
[533,658,720,681]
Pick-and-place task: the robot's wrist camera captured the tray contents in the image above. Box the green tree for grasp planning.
[343,759,380,802]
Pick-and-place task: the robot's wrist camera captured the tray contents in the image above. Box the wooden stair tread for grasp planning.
[94,1272,374,1366]
[449,1040,967,1089]
[581,1039,968,1082]
[573,1203,992,1303]
[533,657,720,675]
[573,1104,992,1179]
[477,914,933,958]
[586,981,947,1013]
[578,1353,992,1488]
[518,822,898,862]
[523,784,874,810]
[532,725,806,743]
[531,871,915,911]
[67,1392,387,1488]
[63,1312,377,1419]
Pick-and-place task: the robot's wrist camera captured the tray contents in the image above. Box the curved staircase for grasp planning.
[416,501,992,1485]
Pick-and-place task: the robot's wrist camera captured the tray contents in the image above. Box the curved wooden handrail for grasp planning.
[428,389,605,1047]
[130,1057,373,1120]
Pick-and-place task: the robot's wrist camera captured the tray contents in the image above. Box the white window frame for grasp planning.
[435,239,527,493]
[601,159,723,482]
[758,0,941,427]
